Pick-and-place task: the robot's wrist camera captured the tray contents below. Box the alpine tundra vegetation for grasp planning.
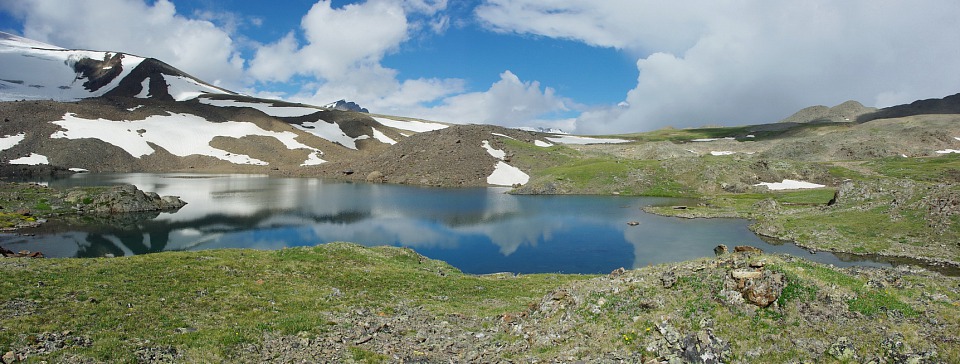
[2,1,960,362]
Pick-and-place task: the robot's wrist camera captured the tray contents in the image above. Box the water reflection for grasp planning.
[0,173,919,274]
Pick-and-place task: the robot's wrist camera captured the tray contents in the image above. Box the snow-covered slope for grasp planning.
[0,31,231,102]
[0,33,537,187]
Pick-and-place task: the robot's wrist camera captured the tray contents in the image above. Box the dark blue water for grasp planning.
[1,173,900,274]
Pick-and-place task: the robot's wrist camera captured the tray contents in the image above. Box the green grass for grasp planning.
[0,244,588,362]
[868,154,960,182]
[619,126,753,142]
[531,158,692,196]
[848,290,919,317]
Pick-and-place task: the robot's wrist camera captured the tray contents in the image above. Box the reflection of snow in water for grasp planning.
[11,173,882,273]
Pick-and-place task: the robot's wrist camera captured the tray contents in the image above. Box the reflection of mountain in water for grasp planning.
[3,173,903,275]
[7,208,373,257]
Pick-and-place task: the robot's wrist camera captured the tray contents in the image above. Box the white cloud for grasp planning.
[396,71,571,128]
[249,0,408,82]
[478,0,960,133]
[3,0,246,90]
[1,0,574,131]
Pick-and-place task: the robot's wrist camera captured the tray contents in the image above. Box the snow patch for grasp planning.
[371,128,397,145]
[294,119,359,150]
[487,161,529,186]
[134,79,150,98]
[692,137,736,142]
[163,75,228,101]
[9,153,48,165]
[936,149,960,154]
[492,133,515,140]
[710,151,736,156]
[69,168,88,172]
[534,140,553,147]
[0,47,145,101]
[0,133,25,151]
[127,105,144,112]
[545,136,630,145]
[198,98,320,117]
[0,33,63,49]
[51,112,323,166]
[755,179,825,190]
[372,117,447,133]
[301,152,326,166]
[481,140,506,160]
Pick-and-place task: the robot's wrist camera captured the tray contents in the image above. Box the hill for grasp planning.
[0,32,589,187]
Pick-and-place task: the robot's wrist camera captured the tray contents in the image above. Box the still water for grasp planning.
[2,173,898,274]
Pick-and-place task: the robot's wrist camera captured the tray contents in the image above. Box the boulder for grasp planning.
[713,244,729,256]
[736,270,785,307]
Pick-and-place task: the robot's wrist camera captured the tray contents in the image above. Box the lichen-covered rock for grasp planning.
[726,268,785,308]
[646,322,731,364]
[827,336,856,361]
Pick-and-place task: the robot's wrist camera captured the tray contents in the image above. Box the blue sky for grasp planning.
[1,0,959,134]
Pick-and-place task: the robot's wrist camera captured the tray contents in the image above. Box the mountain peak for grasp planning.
[0,33,233,102]
[321,99,368,113]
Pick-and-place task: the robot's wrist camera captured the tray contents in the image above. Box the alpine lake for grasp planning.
[2,173,912,274]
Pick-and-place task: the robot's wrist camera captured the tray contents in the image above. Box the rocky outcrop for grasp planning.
[646,321,731,364]
[64,184,185,213]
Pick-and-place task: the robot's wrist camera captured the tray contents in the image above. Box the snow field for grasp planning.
[481,140,507,160]
[691,137,736,142]
[754,179,825,190]
[294,120,362,150]
[9,153,49,165]
[198,98,320,117]
[51,113,324,166]
[487,162,530,186]
[163,75,229,101]
[0,133,25,151]
[545,135,630,145]
[372,117,448,133]
[481,140,529,186]
[0,45,144,101]
[371,128,397,145]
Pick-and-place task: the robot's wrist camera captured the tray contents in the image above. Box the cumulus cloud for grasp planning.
[2,0,246,89]
[290,64,465,112]
[400,71,571,128]
[249,0,408,82]
[478,0,960,133]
